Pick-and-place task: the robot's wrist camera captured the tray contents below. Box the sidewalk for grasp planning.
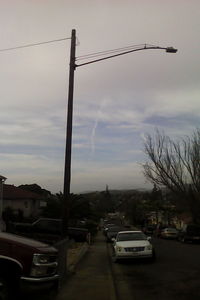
[56,231,116,300]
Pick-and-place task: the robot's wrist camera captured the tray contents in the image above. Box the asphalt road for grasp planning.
[109,237,200,300]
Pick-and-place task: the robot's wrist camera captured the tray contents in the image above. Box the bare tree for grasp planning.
[143,129,200,223]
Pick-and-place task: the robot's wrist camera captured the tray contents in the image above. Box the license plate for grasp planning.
[126,247,144,252]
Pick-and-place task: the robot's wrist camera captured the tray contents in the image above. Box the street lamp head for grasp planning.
[166,47,178,53]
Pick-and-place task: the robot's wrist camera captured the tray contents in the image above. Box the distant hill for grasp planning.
[80,188,150,196]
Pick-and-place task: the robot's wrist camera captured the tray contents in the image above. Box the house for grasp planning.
[3,184,46,219]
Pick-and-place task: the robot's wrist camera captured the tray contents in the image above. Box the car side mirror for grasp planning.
[147,236,151,241]
[111,238,116,243]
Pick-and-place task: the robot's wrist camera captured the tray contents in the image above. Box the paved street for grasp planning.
[109,237,200,300]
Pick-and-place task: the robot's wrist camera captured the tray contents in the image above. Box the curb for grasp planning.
[106,243,118,300]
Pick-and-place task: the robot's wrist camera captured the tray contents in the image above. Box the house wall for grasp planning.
[3,199,41,218]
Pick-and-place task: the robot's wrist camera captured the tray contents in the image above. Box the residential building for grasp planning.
[3,184,45,219]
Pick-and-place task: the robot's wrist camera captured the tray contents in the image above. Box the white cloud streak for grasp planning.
[90,98,108,156]
[0,0,199,193]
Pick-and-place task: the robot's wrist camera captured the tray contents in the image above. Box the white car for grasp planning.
[112,231,155,262]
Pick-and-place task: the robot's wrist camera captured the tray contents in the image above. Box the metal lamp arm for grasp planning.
[75,45,177,68]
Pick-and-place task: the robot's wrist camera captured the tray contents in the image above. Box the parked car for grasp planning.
[105,225,126,242]
[8,218,90,243]
[160,227,178,239]
[102,223,116,235]
[112,230,155,262]
[154,224,167,238]
[142,225,156,235]
[177,224,200,243]
[0,231,59,299]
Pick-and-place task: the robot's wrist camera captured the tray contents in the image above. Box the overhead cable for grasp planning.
[0,37,71,52]
[76,44,156,61]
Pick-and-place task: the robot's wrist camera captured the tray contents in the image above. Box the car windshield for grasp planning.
[117,232,147,241]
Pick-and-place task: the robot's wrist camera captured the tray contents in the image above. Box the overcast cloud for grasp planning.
[0,0,200,193]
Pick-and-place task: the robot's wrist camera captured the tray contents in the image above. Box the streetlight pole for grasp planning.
[62,29,76,236]
[62,29,177,236]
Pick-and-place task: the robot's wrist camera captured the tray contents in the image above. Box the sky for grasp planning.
[0,0,200,194]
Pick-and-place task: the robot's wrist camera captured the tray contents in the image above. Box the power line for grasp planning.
[76,44,156,61]
[0,37,71,52]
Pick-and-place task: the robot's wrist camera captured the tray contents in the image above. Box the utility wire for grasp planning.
[76,44,156,61]
[76,44,143,59]
[0,37,71,52]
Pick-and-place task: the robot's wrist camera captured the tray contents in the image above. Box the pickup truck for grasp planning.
[9,218,90,243]
[0,231,59,299]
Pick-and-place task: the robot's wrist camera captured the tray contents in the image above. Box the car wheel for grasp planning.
[0,277,10,300]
